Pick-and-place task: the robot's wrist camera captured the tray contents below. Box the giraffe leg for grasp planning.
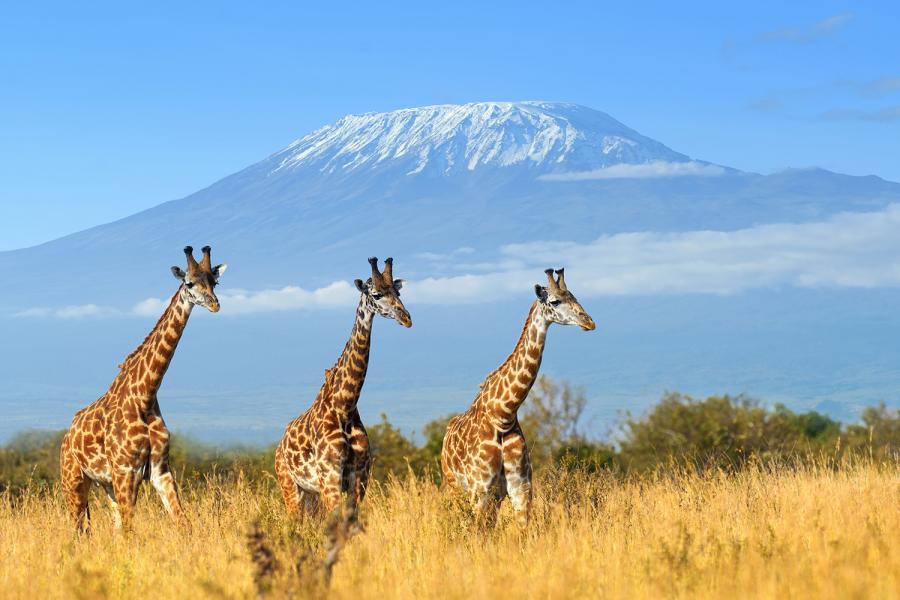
[347,412,371,505]
[111,469,139,532]
[60,440,92,533]
[300,490,319,515]
[150,462,188,528]
[470,440,504,529]
[103,483,123,530]
[62,471,92,534]
[275,449,304,516]
[317,442,349,514]
[318,466,343,514]
[501,428,533,527]
[439,423,463,490]
[470,485,500,529]
[146,414,188,527]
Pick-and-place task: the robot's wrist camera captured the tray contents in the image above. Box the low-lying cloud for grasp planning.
[17,282,358,320]
[538,161,725,182]
[217,281,357,315]
[415,247,475,262]
[15,205,900,317]
[134,281,358,316]
[15,304,121,319]
[409,205,900,302]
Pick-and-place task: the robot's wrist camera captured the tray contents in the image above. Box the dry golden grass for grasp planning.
[1,460,897,599]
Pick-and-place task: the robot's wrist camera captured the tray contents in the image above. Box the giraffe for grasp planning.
[275,257,411,516]
[440,268,595,527]
[59,246,227,532]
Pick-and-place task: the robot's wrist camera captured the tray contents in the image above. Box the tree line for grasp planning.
[2,376,898,494]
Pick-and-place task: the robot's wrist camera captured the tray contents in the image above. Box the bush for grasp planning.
[618,393,848,471]
[845,403,900,460]
[2,385,896,493]
[0,429,64,494]
[518,375,617,471]
[367,413,429,481]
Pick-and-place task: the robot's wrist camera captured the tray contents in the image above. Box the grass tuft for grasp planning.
[0,458,897,599]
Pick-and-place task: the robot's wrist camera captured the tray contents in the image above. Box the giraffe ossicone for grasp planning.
[59,245,227,532]
[440,267,595,527]
[275,256,412,516]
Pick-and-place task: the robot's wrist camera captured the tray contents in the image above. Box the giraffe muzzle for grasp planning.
[580,316,596,331]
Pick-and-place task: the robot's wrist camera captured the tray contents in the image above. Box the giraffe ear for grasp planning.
[171,266,186,280]
[393,279,405,291]
[212,263,227,280]
[354,279,366,292]
[534,284,548,301]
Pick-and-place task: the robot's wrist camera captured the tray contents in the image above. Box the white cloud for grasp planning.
[16,282,357,320]
[130,281,358,317]
[14,206,900,317]
[216,281,357,315]
[415,247,475,262]
[132,297,168,317]
[15,304,121,319]
[538,160,725,182]
[407,205,900,302]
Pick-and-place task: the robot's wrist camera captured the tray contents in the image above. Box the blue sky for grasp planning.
[1,1,899,250]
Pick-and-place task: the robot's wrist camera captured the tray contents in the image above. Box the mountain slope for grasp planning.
[1,102,899,443]
[270,101,688,176]
[2,101,900,307]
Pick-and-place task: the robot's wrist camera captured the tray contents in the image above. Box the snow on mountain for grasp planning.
[270,101,689,176]
[2,101,900,443]
[2,101,899,309]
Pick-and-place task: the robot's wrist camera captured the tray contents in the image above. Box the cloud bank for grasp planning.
[538,160,725,182]
[15,304,121,319]
[15,205,900,317]
[16,282,358,320]
[408,205,900,303]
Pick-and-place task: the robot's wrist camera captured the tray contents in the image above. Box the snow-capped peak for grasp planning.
[271,101,689,176]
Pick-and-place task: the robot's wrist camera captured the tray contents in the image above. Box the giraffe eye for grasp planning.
[185,281,195,289]
[371,292,383,300]
[550,300,561,307]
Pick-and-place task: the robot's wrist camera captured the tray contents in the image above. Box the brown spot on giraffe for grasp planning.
[275,257,412,516]
[59,246,226,533]
[441,268,595,528]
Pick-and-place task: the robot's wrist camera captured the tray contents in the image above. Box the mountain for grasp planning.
[1,101,899,444]
[270,101,689,176]
[2,101,899,308]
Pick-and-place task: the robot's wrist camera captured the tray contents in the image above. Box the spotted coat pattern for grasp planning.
[59,246,225,532]
[275,257,411,515]
[441,269,595,527]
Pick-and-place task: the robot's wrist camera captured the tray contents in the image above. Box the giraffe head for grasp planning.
[534,268,595,331]
[170,246,227,313]
[354,257,412,328]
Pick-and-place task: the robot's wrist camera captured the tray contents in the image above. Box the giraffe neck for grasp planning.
[481,301,551,431]
[113,287,193,408]
[322,297,375,415]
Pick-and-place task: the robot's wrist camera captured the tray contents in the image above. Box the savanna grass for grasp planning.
[0,458,897,599]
